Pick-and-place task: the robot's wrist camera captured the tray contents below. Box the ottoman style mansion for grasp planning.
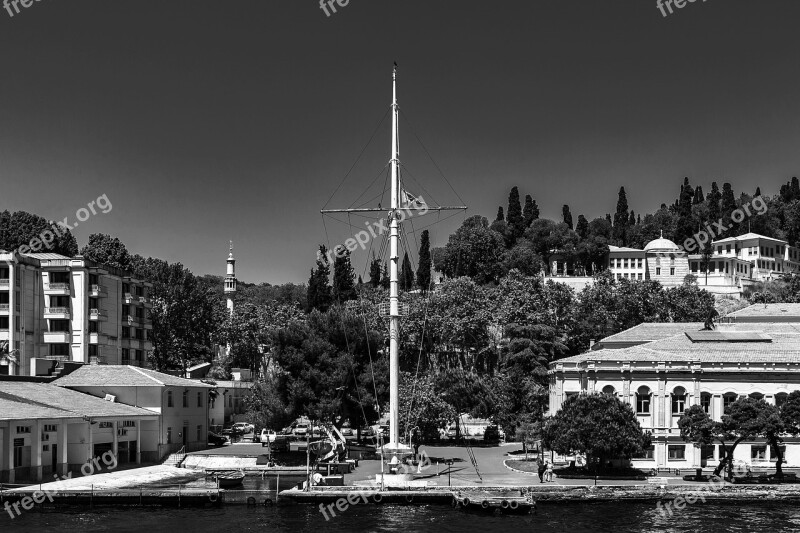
[549,303,800,472]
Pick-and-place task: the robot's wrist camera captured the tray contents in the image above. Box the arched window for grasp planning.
[602,385,616,396]
[636,386,651,415]
[723,392,738,413]
[700,392,712,414]
[749,392,764,401]
[672,386,687,416]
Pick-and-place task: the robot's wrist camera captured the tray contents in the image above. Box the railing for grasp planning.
[43,355,69,362]
[44,307,70,315]
[0,279,9,288]
[45,283,70,291]
[90,284,108,294]
[89,308,106,319]
[89,356,107,365]
[0,304,9,312]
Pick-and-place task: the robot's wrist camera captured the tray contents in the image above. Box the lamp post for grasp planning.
[446,459,453,487]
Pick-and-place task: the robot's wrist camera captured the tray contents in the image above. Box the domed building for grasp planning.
[608,231,689,287]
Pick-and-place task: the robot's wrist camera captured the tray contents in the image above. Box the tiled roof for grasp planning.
[555,331,800,366]
[54,365,214,389]
[22,253,71,260]
[0,394,80,421]
[0,383,158,420]
[713,233,786,244]
[598,322,705,344]
[727,304,800,318]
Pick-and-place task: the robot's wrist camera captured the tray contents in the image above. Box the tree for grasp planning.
[332,248,356,302]
[543,393,651,471]
[495,206,504,222]
[562,205,574,230]
[523,195,539,228]
[399,371,456,442]
[506,186,525,240]
[721,183,738,237]
[307,246,332,311]
[416,230,432,292]
[400,252,415,291]
[575,215,589,240]
[381,263,390,290]
[439,215,505,284]
[0,210,78,257]
[81,233,131,270]
[613,187,630,245]
[368,254,382,288]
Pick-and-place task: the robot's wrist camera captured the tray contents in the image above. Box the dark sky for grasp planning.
[2,1,799,284]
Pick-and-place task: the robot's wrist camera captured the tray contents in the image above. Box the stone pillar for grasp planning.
[622,378,631,407]
[657,379,666,429]
[58,423,68,476]
[86,421,93,463]
[113,420,119,460]
[31,420,42,482]
[136,421,142,465]
[692,378,700,406]
[712,394,722,422]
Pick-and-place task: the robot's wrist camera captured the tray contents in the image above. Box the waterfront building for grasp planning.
[549,305,800,471]
[54,365,213,459]
[0,381,158,483]
[0,252,153,377]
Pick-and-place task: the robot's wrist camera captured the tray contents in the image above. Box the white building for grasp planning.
[549,307,800,471]
[54,365,213,460]
[0,252,153,377]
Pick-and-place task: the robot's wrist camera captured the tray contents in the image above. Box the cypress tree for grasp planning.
[755,187,762,197]
[576,215,589,240]
[368,254,382,288]
[523,195,539,227]
[381,263,390,290]
[416,230,432,292]
[707,182,722,222]
[629,211,636,226]
[332,247,357,302]
[495,206,505,222]
[693,186,704,204]
[506,186,525,239]
[562,205,573,230]
[307,245,332,311]
[400,252,415,291]
[721,183,738,237]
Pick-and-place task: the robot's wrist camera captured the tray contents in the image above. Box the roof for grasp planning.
[0,382,158,420]
[0,394,82,421]
[22,253,71,260]
[595,322,705,347]
[608,245,644,253]
[644,236,681,252]
[54,365,214,388]
[727,303,800,320]
[555,329,800,366]
[713,233,787,245]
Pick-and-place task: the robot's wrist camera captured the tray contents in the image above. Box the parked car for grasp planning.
[260,429,277,446]
[208,432,229,447]
[379,425,390,440]
[293,423,309,436]
[233,422,254,435]
[446,427,458,440]
[341,427,354,437]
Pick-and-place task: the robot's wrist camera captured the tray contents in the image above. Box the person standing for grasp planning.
[546,461,554,482]
[537,460,546,483]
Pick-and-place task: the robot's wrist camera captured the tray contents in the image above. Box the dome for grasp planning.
[644,231,682,252]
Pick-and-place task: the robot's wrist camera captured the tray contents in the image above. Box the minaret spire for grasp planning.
[224,241,237,317]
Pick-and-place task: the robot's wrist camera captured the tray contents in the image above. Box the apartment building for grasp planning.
[701,232,800,281]
[0,252,152,377]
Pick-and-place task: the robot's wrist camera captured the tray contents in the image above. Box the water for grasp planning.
[3,501,800,532]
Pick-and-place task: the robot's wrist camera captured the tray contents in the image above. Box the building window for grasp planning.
[99,421,113,429]
[751,445,767,462]
[89,321,98,333]
[167,427,172,444]
[43,424,57,433]
[723,392,738,413]
[122,348,130,364]
[197,425,203,442]
[776,393,789,408]
[167,391,173,408]
[700,393,712,414]
[655,267,661,276]
[136,349,143,362]
[16,426,31,434]
[636,387,651,415]
[770,444,786,462]
[183,390,189,408]
[13,444,24,468]
[637,273,643,280]
[670,267,675,276]
[122,421,136,428]
[197,392,203,407]
[122,327,130,339]
[672,387,686,415]
[634,445,655,459]
[601,385,616,396]
[668,445,686,461]
[89,345,98,357]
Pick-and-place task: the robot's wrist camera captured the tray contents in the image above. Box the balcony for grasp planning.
[43,355,69,362]
[124,293,135,304]
[89,284,108,297]
[89,333,109,345]
[0,279,9,289]
[44,282,71,295]
[89,356,107,365]
[0,304,9,314]
[89,308,107,321]
[43,332,71,343]
[44,307,71,319]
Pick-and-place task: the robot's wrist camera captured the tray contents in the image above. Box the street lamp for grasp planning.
[445,459,453,487]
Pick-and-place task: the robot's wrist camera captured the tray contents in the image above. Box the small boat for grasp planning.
[216,471,245,488]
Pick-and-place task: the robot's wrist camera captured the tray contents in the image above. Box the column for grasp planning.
[657,379,666,428]
[58,423,68,476]
[712,394,722,422]
[86,421,93,463]
[136,421,141,465]
[31,420,42,482]
[692,378,700,406]
[1,426,12,483]
[113,420,119,460]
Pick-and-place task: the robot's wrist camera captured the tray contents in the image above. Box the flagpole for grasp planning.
[388,63,401,453]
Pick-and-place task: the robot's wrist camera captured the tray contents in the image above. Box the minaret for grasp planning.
[224,241,237,316]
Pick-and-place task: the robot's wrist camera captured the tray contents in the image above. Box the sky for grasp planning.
[2,0,800,285]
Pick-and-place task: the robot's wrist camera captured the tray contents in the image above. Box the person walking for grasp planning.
[546,461,554,482]
[537,460,546,483]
